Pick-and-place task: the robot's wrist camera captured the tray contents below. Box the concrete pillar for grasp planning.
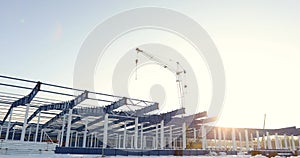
[75,132,78,147]
[169,126,173,149]
[218,128,222,150]
[232,128,237,151]
[103,113,109,148]
[245,130,249,151]
[5,108,13,141]
[275,133,279,149]
[155,124,159,149]
[134,117,138,149]
[182,122,186,149]
[202,125,207,150]
[284,134,288,149]
[239,132,242,151]
[256,130,261,150]
[291,135,296,151]
[266,132,272,149]
[160,120,164,149]
[60,115,66,146]
[83,119,88,147]
[123,122,127,148]
[65,109,73,147]
[34,112,41,142]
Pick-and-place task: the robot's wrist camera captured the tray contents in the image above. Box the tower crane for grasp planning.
[135,48,187,111]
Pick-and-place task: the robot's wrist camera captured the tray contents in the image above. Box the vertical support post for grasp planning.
[152,136,155,149]
[21,104,30,141]
[83,119,88,148]
[239,132,242,151]
[298,136,300,150]
[40,129,43,142]
[250,133,254,150]
[75,132,78,147]
[60,115,66,146]
[232,128,237,151]
[266,131,272,149]
[223,130,227,149]
[57,131,61,145]
[140,123,144,149]
[65,109,73,147]
[245,130,249,151]
[256,130,261,150]
[160,120,164,149]
[123,121,127,148]
[275,133,279,149]
[118,135,121,148]
[103,113,109,148]
[134,117,138,149]
[279,138,283,149]
[94,133,97,148]
[291,135,296,151]
[193,128,197,142]
[214,128,217,150]
[0,125,2,139]
[155,124,159,149]
[263,134,266,149]
[27,126,32,142]
[5,108,13,141]
[131,135,134,149]
[202,125,207,150]
[169,126,173,149]
[182,122,186,149]
[283,134,288,149]
[90,133,93,147]
[34,112,41,142]
[12,128,15,140]
[69,132,73,147]
[218,128,222,150]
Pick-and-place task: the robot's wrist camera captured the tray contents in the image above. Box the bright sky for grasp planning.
[1,1,300,129]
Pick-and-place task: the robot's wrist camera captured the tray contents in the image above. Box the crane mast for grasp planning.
[135,48,187,111]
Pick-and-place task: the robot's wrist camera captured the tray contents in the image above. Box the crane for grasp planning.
[135,48,187,111]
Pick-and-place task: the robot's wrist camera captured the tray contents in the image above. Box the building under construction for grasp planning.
[0,75,300,156]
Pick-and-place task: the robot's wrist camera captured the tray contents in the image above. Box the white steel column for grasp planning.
[140,123,144,149]
[193,128,197,142]
[60,115,66,146]
[75,132,78,147]
[90,133,93,147]
[70,132,73,147]
[214,128,217,149]
[263,134,267,149]
[284,134,288,149]
[250,133,254,150]
[223,130,227,149]
[0,125,2,139]
[5,108,13,141]
[218,128,222,149]
[131,135,134,149]
[27,126,32,142]
[275,133,279,149]
[103,113,109,148]
[232,128,237,151]
[123,122,127,148]
[202,125,206,150]
[155,125,159,149]
[34,112,41,142]
[239,132,242,151]
[12,129,15,140]
[160,120,164,149]
[65,109,73,147]
[291,135,296,151]
[134,117,138,149]
[40,129,43,142]
[182,122,186,149]
[83,119,88,147]
[169,126,173,149]
[152,136,155,149]
[256,131,261,150]
[245,130,249,151]
[21,104,30,141]
[118,135,121,148]
[266,132,272,149]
